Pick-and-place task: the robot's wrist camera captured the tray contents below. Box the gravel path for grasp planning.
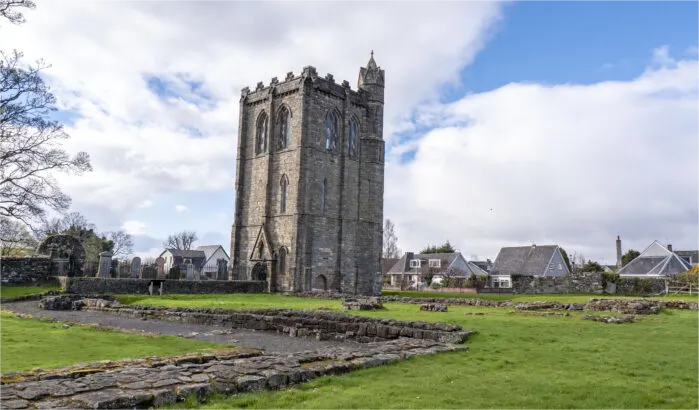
[3,300,369,354]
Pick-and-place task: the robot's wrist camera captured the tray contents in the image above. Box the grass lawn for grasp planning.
[383,290,699,302]
[0,311,229,373]
[0,283,60,299]
[130,294,698,409]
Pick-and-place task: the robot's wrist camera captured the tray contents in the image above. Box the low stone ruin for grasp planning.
[1,339,465,409]
[38,295,474,344]
[583,299,659,315]
[420,303,448,312]
[582,315,635,324]
[342,297,384,311]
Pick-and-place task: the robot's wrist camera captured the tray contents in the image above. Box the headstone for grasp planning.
[186,262,194,280]
[148,282,154,295]
[155,257,165,278]
[97,251,113,278]
[216,259,228,281]
[130,257,141,278]
[159,282,164,296]
[193,268,200,281]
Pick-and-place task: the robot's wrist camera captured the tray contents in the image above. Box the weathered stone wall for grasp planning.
[511,273,605,294]
[0,257,53,284]
[509,273,668,296]
[76,301,472,344]
[58,277,266,295]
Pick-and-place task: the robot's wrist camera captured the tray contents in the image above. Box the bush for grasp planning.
[430,281,442,290]
[601,272,619,289]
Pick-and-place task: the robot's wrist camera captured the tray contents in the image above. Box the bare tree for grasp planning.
[0,216,37,256]
[163,231,198,250]
[107,230,133,258]
[1,49,92,228]
[382,219,401,259]
[0,0,35,25]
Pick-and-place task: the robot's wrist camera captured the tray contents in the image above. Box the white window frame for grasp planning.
[409,259,421,269]
[557,263,563,270]
[428,259,441,268]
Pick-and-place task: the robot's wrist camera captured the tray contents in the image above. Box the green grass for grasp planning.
[383,290,698,302]
[0,311,229,373]
[117,293,345,311]
[137,294,698,409]
[0,283,60,299]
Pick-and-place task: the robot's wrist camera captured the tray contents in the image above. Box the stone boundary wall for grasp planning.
[510,274,605,294]
[58,277,266,295]
[42,295,474,344]
[0,257,53,284]
[1,339,465,409]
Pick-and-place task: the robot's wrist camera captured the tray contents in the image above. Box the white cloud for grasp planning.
[138,200,154,209]
[174,205,188,213]
[4,1,505,217]
[121,220,148,236]
[384,48,698,263]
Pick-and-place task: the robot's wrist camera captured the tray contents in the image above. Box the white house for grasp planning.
[196,245,230,278]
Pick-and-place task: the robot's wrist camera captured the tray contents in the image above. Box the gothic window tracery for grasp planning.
[256,112,268,154]
[325,111,339,153]
[348,119,358,158]
[280,175,288,213]
[277,106,290,150]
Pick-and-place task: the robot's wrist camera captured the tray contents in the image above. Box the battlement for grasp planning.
[240,65,364,102]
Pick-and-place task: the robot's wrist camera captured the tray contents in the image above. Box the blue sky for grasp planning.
[10,1,698,263]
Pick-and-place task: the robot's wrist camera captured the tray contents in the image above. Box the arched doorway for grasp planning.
[313,274,327,291]
[251,263,268,282]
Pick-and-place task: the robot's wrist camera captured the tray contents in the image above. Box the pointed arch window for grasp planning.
[258,242,264,259]
[256,112,268,154]
[280,175,288,213]
[321,178,327,214]
[348,119,358,158]
[277,106,290,150]
[325,111,339,153]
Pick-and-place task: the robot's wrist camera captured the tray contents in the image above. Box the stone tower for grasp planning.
[229,54,385,296]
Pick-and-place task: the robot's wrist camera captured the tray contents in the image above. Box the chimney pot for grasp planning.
[667,244,673,252]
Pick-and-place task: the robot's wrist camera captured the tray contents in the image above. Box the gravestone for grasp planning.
[193,268,200,281]
[130,257,141,278]
[97,251,113,278]
[148,282,154,296]
[155,257,165,278]
[216,259,228,280]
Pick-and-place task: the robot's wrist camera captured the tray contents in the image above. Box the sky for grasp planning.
[2,1,697,264]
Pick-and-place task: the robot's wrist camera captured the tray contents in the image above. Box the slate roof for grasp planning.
[675,250,698,265]
[471,261,492,273]
[196,245,230,264]
[381,258,400,275]
[617,241,692,276]
[387,252,488,276]
[163,249,206,259]
[490,245,559,276]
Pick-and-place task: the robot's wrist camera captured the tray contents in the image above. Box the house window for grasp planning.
[277,106,290,150]
[558,263,563,270]
[549,263,555,270]
[428,259,441,268]
[325,111,339,152]
[409,259,421,269]
[256,112,268,154]
[321,178,326,214]
[280,175,288,213]
[348,119,358,158]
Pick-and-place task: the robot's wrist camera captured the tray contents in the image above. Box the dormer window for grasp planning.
[409,259,421,269]
[428,259,441,268]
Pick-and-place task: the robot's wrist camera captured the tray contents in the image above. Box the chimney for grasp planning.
[616,235,622,268]
[404,252,414,271]
[667,244,673,252]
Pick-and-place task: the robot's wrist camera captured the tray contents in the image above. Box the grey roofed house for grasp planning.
[158,248,207,270]
[617,241,692,277]
[381,258,400,275]
[471,260,493,273]
[387,252,488,278]
[195,245,231,275]
[490,244,570,277]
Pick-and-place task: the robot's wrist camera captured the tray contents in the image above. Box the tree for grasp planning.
[622,249,640,267]
[559,247,572,272]
[107,230,133,258]
[421,240,455,254]
[0,0,35,25]
[382,219,401,259]
[36,212,112,260]
[582,259,604,272]
[163,231,198,250]
[1,42,92,228]
[0,216,37,256]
